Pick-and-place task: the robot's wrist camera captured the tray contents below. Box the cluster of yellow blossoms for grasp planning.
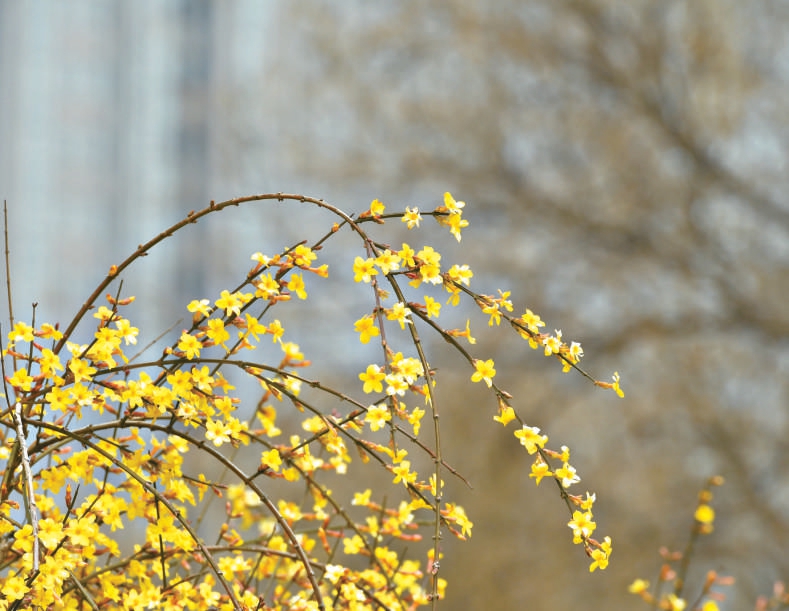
[0,192,621,609]
[351,194,620,572]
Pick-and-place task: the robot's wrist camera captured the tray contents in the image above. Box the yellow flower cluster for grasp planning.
[345,193,624,573]
[0,192,622,608]
[508,422,611,571]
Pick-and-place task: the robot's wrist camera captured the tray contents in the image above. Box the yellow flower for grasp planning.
[187,298,212,318]
[580,492,596,510]
[177,333,202,359]
[343,534,365,555]
[402,206,422,229]
[365,404,391,431]
[628,579,650,594]
[493,405,516,426]
[268,319,285,343]
[385,373,409,396]
[69,359,97,384]
[416,245,442,285]
[470,358,496,387]
[353,256,378,283]
[369,198,386,216]
[399,243,416,268]
[9,368,35,391]
[482,301,502,326]
[556,462,581,488]
[542,329,563,355]
[514,425,547,454]
[111,318,138,346]
[463,319,476,344]
[446,212,469,241]
[359,364,386,394]
[261,448,282,472]
[567,510,596,543]
[206,319,230,347]
[278,499,303,524]
[254,273,280,299]
[38,517,65,550]
[1,575,28,601]
[243,313,267,342]
[612,371,625,398]
[424,295,441,318]
[430,474,444,497]
[529,460,552,485]
[694,503,715,525]
[324,564,348,584]
[445,284,461,306]
[375,249,401,275]
[589,536,612,572]
[250,251,272,265]
[65,514,98,547]
[444,503,473,538]
[447,319,476,344]
[287,272,307,299]
[443,192,465,214]
[215,289,250,317]
[391,353,424,383]
[352,489,372,506]
[205,418,231,447]
[386,302,412,329]
[408,406,425,436]
[595,370,626,398]
[446,263,473,286]
[354,315,380,344]
[9,321,34,343]
[39,323,63,340]
[290,244,316,267]
[521,309,545,333]
[391,460,416,486]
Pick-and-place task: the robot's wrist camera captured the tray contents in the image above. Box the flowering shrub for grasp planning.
[0,193,622,610]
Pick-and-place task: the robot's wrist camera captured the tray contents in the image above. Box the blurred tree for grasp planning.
[228,1,789,607]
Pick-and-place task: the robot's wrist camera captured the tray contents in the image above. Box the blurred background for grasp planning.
[2,1,789,608]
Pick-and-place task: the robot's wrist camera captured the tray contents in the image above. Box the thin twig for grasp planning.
[4,201,16,372]
[3,201,13,328]
[13,401,39,571]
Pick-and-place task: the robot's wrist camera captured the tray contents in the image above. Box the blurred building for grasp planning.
[0,1,275,336]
